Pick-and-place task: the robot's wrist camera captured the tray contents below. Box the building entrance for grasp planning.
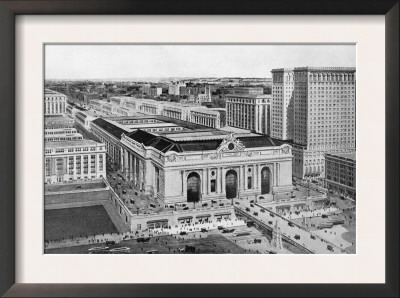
[225,169,238,199]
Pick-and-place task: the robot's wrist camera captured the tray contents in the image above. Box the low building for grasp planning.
[225,93,272,135]
[44,115,74,129]
[44,139,107,184]
[325,152,356,200]
[45,133,83,142]
[189,107,221,128]
[74,111,98,131]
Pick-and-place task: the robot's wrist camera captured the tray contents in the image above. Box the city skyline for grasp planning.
[45,44,356,80]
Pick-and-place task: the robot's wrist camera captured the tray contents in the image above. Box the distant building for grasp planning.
[225,93,272,135]
[232,87,264,95]
[325,152,356,200]
[44,89,67,115]
[75,111,98,131]
[149,87,162,97]
[168,82,186,96]
[189,107,222,128]
[44,139,106,184]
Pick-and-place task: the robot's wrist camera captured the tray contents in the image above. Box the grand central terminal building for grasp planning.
[91,115,294,206]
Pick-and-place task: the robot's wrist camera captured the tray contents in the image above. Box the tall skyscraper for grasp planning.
[271,69,295,140]
[291,67,356,179]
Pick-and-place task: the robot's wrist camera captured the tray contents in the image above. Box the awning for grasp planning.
[196,214,211,218]
[294,203,306,206]
[147,219,168,224]
[276,205,291,208]
[214,212,232,216]
[177,216,193,220]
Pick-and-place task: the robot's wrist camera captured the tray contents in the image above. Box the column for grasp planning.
[202,170,207,197]
[239,165,244,191]
[120,147,124,170]
[181,170,184,196]
[255,106,259,133]
[124,149,129,178]
[207,168,210,194]
[244,166,248,190]
[133,155,137,185]
[221,168,226,195]
[183,171,187,198]
[129,153,133,182]
[216,168,221,194]
[255,164,259,189]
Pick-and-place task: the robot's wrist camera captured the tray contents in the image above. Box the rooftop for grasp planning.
[45,139,102,149]
[224,94,271,99]
[326,151,356,161]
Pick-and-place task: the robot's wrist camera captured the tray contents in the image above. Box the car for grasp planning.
[222,229,235,234]
[270,213,275,217]
[202,203,208,207]
[137,237,150,242]
[178,247,185,252]
[149,203,156,208]
[122,189,127,194]
[246,221,255,227]
[109,247,130,254]
[201,228,208,233]
[88,246,109,252]
[267,250,277,254]
[169,205,175,209]
[217,226,224,230]
[327,245,334,251]
[235,202,240,205]
[253,212,258,216]
[294,234,300,240]
[76,185,82,189]
[250,200,255,203]
[183,207,189,210]
[179,231,187,235]
[260,209,265,213]
[118,182,121,185]
[254,238,262,243]
[310,235,316,240]
[288,222,294,227]
[245,207,250,212]
[106,241,117,246]
[322,214,328,218]
[268,221,273,225]
[146,249,159,254]
[250,204,254,207]
[219,203,224,206]
[184,245,196,253]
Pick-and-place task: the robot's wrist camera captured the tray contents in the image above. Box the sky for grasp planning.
[45,44,356,80]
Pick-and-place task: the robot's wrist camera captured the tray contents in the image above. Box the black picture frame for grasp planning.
[0,0,398,297]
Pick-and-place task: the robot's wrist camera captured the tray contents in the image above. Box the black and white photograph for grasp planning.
[43,44,356,255]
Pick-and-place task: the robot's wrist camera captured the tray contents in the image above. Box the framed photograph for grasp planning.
[0,0,398,297]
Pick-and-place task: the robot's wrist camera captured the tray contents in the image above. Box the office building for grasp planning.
[325,152,356,199]
[44,139,107,184]
[225,93,272,135]
[271,68,295,140]
[291,67,356,179]
[44,89,67,115]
